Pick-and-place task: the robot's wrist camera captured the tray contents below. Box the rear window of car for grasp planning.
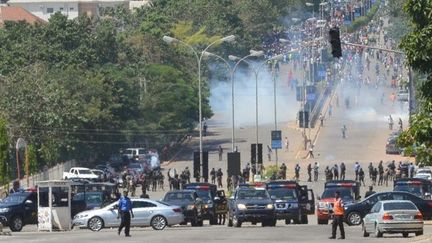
[384,202,417,211]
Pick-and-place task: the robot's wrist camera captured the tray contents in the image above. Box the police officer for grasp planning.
[118,190,134,237]
[329,191,345,240]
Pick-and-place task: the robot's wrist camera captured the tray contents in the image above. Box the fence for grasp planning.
[0,159,77,197]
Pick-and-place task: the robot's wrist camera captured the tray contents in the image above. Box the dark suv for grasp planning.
[227,184,275,227]
[0,192,37,231]
[162,190,204,226]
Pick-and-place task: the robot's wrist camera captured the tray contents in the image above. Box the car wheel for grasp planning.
[375,224,383,238]
[197,218,203,227]
[402,232,409,238]
[150,215,167,230]
[9,215,23,232]
[415,230,423,236]
[285,219,291,225]
[362,223,369,237]
[233,215,241,228]
[269,219,277,227]
[347,212,362,226]
[317,219,328,225]
[88,216,104,231]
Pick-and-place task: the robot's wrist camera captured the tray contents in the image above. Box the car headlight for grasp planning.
[204,204,213,209]
[318,202,329,209]
[0,208,9,213]
[186,205,196,210]
[266,204,274,209]
[237,204,247,210]
[289,203,298,208]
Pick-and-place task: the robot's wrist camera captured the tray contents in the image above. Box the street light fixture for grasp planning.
[163,34,235,181]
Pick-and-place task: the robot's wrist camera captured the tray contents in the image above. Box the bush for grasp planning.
[263,165,279,179]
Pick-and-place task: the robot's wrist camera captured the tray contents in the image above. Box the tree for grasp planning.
[0,119,9,185]
[398,0,432,165]
[27,144,38,175]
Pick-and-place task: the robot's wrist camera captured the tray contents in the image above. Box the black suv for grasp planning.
[0,191,37,231]
[162,190,204,226]
[227,184,275,227]
[185,183,225,225]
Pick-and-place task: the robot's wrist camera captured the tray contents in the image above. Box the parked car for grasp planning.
[90,169,105,181]
[227,183,275,227]
[344,191,432,226]
[63,167,99,181]
[0,191,37,231]
[386,137,402,154]
[72,198,183,231]
[394,178,432,199]
[162,190,204,227]
[127,163,144,174]
[414,173,432,180]
[362,200,423,238]
[122,148,147,160]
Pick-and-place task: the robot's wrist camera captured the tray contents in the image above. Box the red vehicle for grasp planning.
[316,180,360,224]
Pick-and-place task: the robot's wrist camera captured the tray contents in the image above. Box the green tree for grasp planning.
[0,119,9,185]
[27,144,38,175]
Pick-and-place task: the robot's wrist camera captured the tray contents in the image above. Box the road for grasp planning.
[8,224,432,243]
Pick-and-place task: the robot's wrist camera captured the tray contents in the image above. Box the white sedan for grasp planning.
[72,198,184,231]
[362,200,423,238]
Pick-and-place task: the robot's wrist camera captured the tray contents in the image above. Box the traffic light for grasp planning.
[329,27,342,58]
[299,110,309,128]
[227,152,241,177]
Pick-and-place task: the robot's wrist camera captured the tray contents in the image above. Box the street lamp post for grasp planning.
[163,35,235,180]
[230,53,285,174]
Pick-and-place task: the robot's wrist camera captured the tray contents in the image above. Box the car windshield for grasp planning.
[394,185,423,196]
[237,189,269,200]
[321,188,353,200]
[1,193,28,204]
[195,190,211,201]
[138,149,146,154]
[79,170,92,174]
[384,202,417,211]
[164,192,194,202]
[124,150,133,155]
[73,193,103,204]
[267,188,297,200]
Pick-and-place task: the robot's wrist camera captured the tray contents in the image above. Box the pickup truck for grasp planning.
[63,167,99,180]
[227,183,275,227]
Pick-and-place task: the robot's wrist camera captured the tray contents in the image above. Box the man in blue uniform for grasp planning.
[118,190,134,237]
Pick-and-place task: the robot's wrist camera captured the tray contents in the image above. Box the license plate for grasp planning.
[395,215,411,220]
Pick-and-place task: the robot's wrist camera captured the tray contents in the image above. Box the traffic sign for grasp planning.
[271,130,282,149]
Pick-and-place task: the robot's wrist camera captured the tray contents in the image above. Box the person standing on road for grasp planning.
[307,163,312,182]
[319,113,324,127]
[267,145,272,161]
[341,125,347,139]
[365,186,376,198]
[210,168,216,184]
[329,191,345,240]
[218,145,223,161]
[284,137,289,151]
[216,168,223,188]
[118,190,134,237]
[388,115,394,130]
[294,164,300,181]
[313,162,319,182]
[354,162,360,181]
[340,162,346,180]
[308,143,314,158]
[358,168,366,187]
[333,164,339,180]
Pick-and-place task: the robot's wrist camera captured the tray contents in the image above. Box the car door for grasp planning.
[365,202,381,232]
[24,193,38,224]
[307,189,315,214]
[131,200,147,226]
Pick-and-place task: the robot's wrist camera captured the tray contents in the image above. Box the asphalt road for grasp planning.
[7,224,432,243]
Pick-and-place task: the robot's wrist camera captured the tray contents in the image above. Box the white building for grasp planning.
[7,0,149,22]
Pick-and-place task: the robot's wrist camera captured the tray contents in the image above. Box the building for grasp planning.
[7,0,147,22]
[0,5,45,26]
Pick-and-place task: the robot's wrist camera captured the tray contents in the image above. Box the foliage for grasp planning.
[0,1,306,173]
[27,144,38,175]
[263,165,279,179]
[398,0,432,165]
[347,1,380,33]
[0,119,8,184]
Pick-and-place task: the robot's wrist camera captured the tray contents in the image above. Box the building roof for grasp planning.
[0,6,45,26]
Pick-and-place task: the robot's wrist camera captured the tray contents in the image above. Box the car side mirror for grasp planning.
[317,196,321,200]
[270,195,276,200]
[214,197,220,201]
[25,200,33,205]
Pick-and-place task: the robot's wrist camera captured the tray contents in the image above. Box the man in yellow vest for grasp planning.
[329,191,345,239]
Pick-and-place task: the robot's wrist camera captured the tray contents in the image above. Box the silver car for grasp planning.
[362,200,423,238]
[72,198,184,231]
